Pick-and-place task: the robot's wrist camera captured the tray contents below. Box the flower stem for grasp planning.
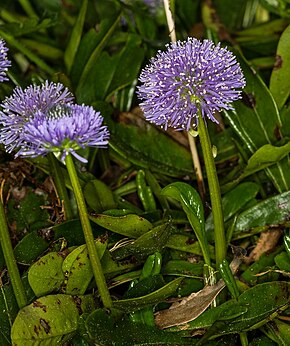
[48,153,73,220]
[65,154,112,308]
[197,111,226,267]
[0,190,27,309]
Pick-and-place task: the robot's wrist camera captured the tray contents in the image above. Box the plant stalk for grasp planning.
[0,188,27,309]
[65,154,112,308]
[197,112,226,267]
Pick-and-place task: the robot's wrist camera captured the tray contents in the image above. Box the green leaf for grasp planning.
[0,285,18,346]
[262,320,290,345]
[11,294,94,345]
[206,182,260,232]
[109,117,194,176]
[244,142,290,177]
[161,182,210,264]
[113,277,183,312]
[174,282,290,339]
[14,230,51,265]
[269,24,290,109]
[234,191,290,234]
[28,252,66,297]
[223,52,290,192]
[64,0,88,73]
[199,281,290,343]
[112,222,172,260]
[7,189,50,233]
[89,213,152,238]
[76,33,144,103]
[274,251,290,272]
[85,308,191,345]
[62,239,107,295]
[84,179,116,213]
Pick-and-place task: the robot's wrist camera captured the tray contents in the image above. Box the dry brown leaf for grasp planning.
[244,229,282,264]
[155,279,225,329]
[154,258,241,329]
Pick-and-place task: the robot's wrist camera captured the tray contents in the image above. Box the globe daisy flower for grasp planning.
[17,104,110,162]
[0,38,11,82]
[0,81,74,153]
[137,37,246,131]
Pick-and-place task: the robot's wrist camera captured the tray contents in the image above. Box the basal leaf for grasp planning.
[109,117,193,176]
[11,294,94,345]
[234,190,290,234]
[113,277,183,312]
[64,0,88,73]
[269,24,290,109]
[84,179,116,213]
[28,252,66,297]
[89,213,152,238]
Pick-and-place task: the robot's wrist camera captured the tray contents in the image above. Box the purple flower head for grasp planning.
[0,81,74,153]
[0,39,11,82]
[17,104,110,163]
[137,37,246,131]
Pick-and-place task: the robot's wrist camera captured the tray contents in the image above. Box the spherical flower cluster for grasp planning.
[18,104,110,162]
[0,81,74,153]
[137,37,246,131]
[0,39,11,82]
[0,81,109,162]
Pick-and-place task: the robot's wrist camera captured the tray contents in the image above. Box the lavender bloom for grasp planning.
[0,39,11,82]
[17,104,110,163]
[0,81,74,153]
[137,37,246,131]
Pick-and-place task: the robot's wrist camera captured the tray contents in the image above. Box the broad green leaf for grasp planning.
[85,308,191,345]
[101,250,138,277]
[223,142,290,189]
[242,250,280,285]
[234,191,290,234]
[172,282,290,338]
[243,142,290,178]
[223,52,290,192]
[62,240,107,295]
[7,189,50,233]
[113,277,183,312]
[166,234,214,257]
[14,230,51,265]
[270,24,290,109]
[71,15,120,87]
[199,281,290,342]
[84,179,116,213]
[53,219,85,246]
[262,320,290,345]
[161,182,210,264]
[28,252,66,297]
[11,294,94,345]
[109,117,194,176]
[76,33,144,103]
[206,182,260,232]
[162,259,204,277]
[89,213,152,238]
[274,251,290,272]
[112,222,172,260]
[64,0,88,73]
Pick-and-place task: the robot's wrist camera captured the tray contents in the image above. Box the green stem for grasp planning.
[48,153,73,220]
[19,0,38,18]
[65,154,112,308]
[197,111,226,267]
[0,196,27,308]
